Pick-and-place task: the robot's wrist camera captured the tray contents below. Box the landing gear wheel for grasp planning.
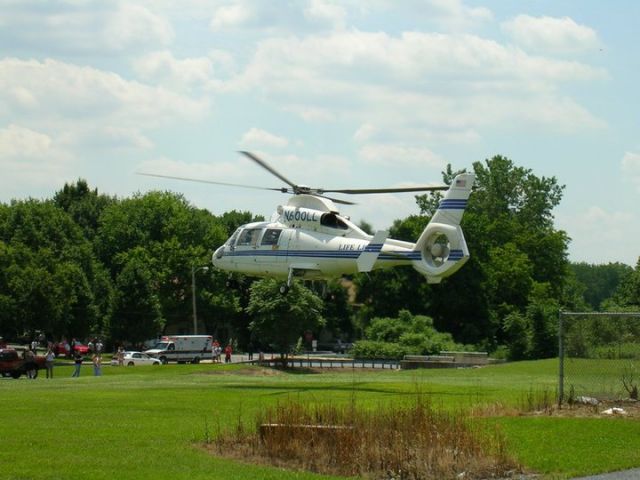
[279,284,290,295]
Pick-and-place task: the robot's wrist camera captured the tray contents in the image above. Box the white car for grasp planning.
[111,351,162,367]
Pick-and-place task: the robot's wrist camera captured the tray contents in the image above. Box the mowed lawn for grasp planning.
[2,359,639,480]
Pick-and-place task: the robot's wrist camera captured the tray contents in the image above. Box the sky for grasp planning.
[1,0,639,266]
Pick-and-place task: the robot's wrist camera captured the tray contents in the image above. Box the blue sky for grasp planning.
[1,0,639,265]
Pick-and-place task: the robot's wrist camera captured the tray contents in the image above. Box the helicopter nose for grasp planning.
[211,246,224,267]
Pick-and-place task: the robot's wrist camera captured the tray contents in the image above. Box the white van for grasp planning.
[145,335,212,364]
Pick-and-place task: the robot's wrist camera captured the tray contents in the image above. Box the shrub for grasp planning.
[351,340,409,360]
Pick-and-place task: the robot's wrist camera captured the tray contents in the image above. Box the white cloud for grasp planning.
[210,3,254,30]
[304,0,347,30]
[72,126,154,150]
[0,124,75,195]
[0,1,174,55]
[622,151,640,191]
[103,4,174,51]
[622,151,640,172]
[133,50,215,91]
[0,58,209,133]
[239,128,289,148]
[0,124,52,157]
[359,143,444,169]
[353,123,378,143]
[502,15,600,54]
[225,30,606,136]
[421,0,493,30]
[558,206,639,265]
[209,0,347,34]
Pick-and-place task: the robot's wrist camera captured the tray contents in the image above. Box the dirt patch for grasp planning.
[474,399,640,419]
[546,399,640,419]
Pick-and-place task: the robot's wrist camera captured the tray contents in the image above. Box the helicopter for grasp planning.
[140,151,475,294]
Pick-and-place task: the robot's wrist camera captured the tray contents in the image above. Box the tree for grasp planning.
[219,210,265,236]
[246,279,325,361]
[95,191,229,336]
[54,179,114,239]
[0,200,101,340]
[352,155,569,352]
[572,262,634,310]
[110,248,164,344]
[605,258,640,309]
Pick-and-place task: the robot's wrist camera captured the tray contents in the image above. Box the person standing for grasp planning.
[45,346,55,379]
[92,354,102,376]
[224,343,233,363]
[71,351,83,377]
[117,346,125,366]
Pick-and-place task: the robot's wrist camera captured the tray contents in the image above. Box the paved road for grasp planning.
[572,469,640,480]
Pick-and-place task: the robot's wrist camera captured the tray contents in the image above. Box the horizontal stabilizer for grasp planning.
[357,230,388,273]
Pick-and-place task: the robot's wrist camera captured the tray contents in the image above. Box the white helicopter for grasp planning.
[141,152,475,294]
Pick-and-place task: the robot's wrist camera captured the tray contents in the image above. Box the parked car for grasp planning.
[110,351,162,367]
[53,342,90,357]
[0,348,46,379]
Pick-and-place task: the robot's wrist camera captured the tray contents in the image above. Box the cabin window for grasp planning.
[261,229,281,246]
[320,213,348,230]
[237,228,261,247]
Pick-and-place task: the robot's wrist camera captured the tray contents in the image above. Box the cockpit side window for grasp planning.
[320,213,348,230]
[237,228,262,247]
[226,229,241,247]
[261,229,282,246]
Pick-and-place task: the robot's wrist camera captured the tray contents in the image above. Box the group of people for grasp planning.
[32,338,105,379]
[70,351,103,377]
[211,340,233,363]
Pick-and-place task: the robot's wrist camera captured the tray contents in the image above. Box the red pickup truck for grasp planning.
[0,348,47,379]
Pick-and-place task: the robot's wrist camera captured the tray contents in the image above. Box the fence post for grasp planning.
[558,309,564,407]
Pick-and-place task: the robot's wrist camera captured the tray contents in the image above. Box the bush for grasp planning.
[355,310,468,359]
[351,340,409,360]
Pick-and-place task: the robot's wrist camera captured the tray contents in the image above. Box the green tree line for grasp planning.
[1,157,639,358]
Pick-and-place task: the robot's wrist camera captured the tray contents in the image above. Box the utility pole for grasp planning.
[191,265,209,335]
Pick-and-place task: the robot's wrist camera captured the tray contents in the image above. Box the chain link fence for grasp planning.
[559,311,640,405]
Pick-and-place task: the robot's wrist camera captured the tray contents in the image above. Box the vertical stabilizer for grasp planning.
[413,173,475,283]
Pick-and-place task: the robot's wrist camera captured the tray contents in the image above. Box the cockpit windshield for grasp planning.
[226,229,240,247]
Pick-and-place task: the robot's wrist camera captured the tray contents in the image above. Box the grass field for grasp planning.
[1,359,639,479]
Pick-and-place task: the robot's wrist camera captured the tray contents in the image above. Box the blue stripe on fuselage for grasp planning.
[223,249,465,262]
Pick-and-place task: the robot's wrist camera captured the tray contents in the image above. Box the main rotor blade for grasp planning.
[239,151,298,190]
[321,185,448,195]
[137,172,288,192]
[317,194,356,206]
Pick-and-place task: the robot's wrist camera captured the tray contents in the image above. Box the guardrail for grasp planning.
[247,357,400,369]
